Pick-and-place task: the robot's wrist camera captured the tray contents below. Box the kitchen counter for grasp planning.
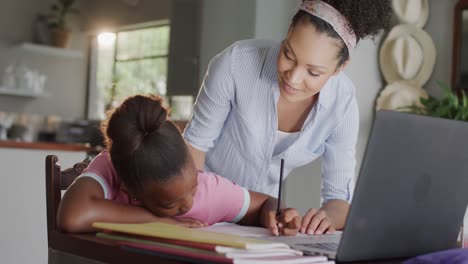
[0,140,94,152]
[0,120,188,153]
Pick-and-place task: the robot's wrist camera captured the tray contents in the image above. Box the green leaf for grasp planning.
[448,93,459,108]
[399,80,468,122]
[462,90,468,108]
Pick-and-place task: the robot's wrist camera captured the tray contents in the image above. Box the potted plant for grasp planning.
[402,81,468,121]
[36,0,79,48]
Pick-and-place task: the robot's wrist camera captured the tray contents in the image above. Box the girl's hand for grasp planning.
[156,216,209,228]
[264,208,302,236]
[300,208,336,235]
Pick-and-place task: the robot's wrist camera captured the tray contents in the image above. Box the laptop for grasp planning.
[269,111,468,262]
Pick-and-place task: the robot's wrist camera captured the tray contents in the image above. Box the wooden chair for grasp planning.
[45,155,91,244]
[44,155,182,264]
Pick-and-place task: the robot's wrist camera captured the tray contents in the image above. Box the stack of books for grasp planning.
[92,222,334,264]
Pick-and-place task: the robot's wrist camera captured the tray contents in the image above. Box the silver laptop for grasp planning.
[269,111,468,262]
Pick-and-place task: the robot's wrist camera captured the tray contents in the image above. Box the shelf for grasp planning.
[18,43,84,58]
[0,87,45,98]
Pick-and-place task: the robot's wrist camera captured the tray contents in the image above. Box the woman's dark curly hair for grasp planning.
[291,0,392,67]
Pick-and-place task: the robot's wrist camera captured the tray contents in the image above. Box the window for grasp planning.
[88,21,170,120]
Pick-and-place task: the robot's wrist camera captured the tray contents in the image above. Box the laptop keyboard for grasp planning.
[298,242,339,252]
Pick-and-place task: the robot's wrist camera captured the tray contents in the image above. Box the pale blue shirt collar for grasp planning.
[259,41,334,110]
[259,42,280,82]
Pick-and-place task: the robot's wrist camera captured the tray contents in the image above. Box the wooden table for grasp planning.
[48,230,187,264]
[48,230,408,264]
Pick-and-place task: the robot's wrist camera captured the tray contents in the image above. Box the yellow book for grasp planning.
[92,222,289,250]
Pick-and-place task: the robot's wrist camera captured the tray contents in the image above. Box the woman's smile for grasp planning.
[282,79,303,96]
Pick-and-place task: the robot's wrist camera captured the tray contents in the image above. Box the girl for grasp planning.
[184,0,392,235]
[57,95,301,236]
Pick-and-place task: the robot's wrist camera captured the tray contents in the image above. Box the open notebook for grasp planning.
[93,222,289,250]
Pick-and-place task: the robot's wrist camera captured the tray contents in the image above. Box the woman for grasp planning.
[184,0,392,235]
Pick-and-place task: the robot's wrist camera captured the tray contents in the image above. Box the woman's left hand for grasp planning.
[300,208,336,235]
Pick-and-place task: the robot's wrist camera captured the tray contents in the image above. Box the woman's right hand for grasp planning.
[155,216,209,228]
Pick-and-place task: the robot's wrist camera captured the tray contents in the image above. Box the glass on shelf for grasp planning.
[1,63,47,95]
[0,112,16,140]
[2,64,15,88]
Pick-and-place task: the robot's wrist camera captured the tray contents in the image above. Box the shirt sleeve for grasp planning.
[230,187,250,223]
[75,151,115,200]
[183,45,235,152]
[186,172,250,225]
[214,174,250,223]
[321,94,359,203]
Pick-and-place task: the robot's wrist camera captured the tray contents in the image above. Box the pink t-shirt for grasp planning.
[77,151,250,225]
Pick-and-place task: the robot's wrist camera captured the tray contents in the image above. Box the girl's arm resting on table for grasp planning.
[187,144,206,170]
[238,191,301,236]
[57,178,158,233]
[57,178,205,233]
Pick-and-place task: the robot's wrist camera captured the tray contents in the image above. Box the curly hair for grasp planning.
[291,0,392,67]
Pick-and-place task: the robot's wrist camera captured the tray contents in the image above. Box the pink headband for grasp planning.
[300,0,356,56]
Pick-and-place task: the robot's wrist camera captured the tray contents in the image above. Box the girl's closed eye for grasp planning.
[161,203,177,210]
[284,49,294,61]
[308,70,320,77]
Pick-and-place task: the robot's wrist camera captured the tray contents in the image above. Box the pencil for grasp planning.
[276,159,284,217]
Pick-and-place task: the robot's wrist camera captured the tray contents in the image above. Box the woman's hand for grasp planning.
[263,208,302,236]
[300,200,350,235]
[156,216,209,228]
[300,208,335,235]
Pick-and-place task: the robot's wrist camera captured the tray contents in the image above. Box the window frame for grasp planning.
[86,20,170,120]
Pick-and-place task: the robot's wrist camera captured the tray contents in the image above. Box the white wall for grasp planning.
[425,0,457,97]
[254,0,299,41]
[198,0,256,82]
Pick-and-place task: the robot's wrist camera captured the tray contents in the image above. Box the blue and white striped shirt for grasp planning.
[184,39,359,202]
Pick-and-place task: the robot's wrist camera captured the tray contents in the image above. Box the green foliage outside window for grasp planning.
[99,25,170,110]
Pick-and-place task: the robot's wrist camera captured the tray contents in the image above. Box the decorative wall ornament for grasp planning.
[392,0,429,28]
[379,24,436,86]
[376,81,428,111]
[376,0,436,111]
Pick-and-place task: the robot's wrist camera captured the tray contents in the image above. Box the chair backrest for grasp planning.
[45,155,90,242]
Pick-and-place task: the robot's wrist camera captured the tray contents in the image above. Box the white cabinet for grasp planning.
[0,147,87,264]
